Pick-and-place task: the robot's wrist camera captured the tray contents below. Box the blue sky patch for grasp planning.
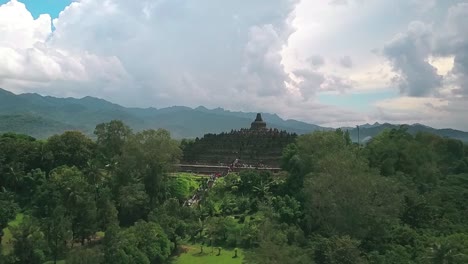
[0,0,71,19]
[318,91,399,112]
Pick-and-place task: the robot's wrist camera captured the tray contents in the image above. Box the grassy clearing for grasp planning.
[43,260,66,264]
[172,172,210,179]
[172,244,244,264]
[1,213,24,255]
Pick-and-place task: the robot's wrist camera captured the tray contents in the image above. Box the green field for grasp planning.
[1,213,24,255]
[172,244,244,264]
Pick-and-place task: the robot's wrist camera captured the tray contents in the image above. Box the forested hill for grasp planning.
[345,123,468,143]
[1,88,468,141]
[0,88,325,139]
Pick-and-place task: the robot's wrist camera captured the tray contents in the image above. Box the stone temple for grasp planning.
[250,113,267,130]
[182,112,297,166]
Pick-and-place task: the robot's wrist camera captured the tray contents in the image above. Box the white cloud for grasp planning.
[0,0,51,49]
[339,56,353,68]
[0,0,129,97]
[428,56,454,76]
[383,21,443,97]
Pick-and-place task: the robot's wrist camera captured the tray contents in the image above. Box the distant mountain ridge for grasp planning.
[1,88,467,142]
[345,123,468,143]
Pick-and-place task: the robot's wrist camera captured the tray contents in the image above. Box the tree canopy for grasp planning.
[0,123,467,263]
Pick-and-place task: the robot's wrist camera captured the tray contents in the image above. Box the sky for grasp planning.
[0,0,467,130]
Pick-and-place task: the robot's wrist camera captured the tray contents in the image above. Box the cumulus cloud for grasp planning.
[293,69,325,99]
[241,24,291,96]
[329,0,348,6]
[435,3,468,96]
[307,55,325,68]
[39,0,300,106]
[383,21,442,97]
[339,56,353,68]
[293,67,354,100]
[0,0,129,97]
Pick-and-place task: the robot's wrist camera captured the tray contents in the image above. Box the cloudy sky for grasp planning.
[0,0,467,130]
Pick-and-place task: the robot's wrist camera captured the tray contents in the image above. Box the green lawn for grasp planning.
[172,244,244,264]
[1,213,24,255]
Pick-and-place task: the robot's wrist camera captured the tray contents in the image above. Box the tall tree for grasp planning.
[94,120,132,163]
[116,129,181,205]
[48,166,97,244]
[44,131,95,170]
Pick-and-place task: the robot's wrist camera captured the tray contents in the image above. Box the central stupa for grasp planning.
[250,113,267,130]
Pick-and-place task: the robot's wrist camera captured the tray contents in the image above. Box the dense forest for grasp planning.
[1,120,467,263]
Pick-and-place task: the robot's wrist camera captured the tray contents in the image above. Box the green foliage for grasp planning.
[424,233,468,264]
[117,183,150,226]
[149,198,198,252]
[304,168,404,239]
[312,235,366,264]
[0,133,43,194]
[94,120,132,162]
[8,216,47,264]
[66,247,104,264]
[1,213,23,256]
[44,131,96,170]
[104,221,172,264]
[48,166,98,243]
[0,192,18,244]
[270,195,302,224]
[46,206,72,263]
[115,129,181,205]
[1,122,467,264]
[173,244,244,264]
[167,175,199,200]
[246,220,311,264]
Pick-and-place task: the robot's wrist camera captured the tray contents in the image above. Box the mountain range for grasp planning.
[1,88,468,142]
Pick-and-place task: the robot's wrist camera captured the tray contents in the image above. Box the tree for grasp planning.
[115,129,181,205]
[0,133,43,193]
[104,221,172,264]
[96,187,119,230]
[0,191,18,245]
[344,130,352,145]
[246,220,312,264]
[293,132,404,240]
[44,131,95,170]
[46,206,72,264]
[303,161,404,240]
[424,234,468,264]
[66,247,104,264]
[117,183,149,226]
[282,131,350,196]
[94,120,132,163]
[312,235,367,264]
[16,169,47,206]
[48,166,97,244]
[271,195,302,224]
[149,198,197,253]
[9,216,48,264]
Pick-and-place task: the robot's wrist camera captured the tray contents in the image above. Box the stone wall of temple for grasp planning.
[181,128,297,166]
